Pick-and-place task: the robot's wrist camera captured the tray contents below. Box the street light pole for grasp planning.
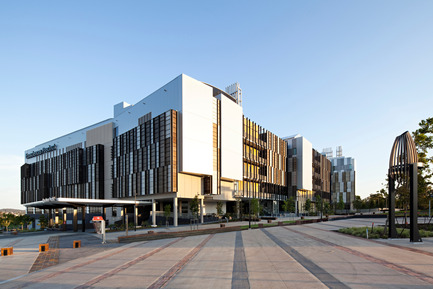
[321,190,323,220]
[429,192,433,219]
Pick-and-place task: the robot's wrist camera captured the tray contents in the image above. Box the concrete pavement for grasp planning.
[1,216,433,288]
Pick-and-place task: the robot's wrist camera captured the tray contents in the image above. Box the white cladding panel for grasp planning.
[220,95,243,180]
[181,75,213,175]
[24,119,113,164]
[297,137,312,191]
[114,75,182,135]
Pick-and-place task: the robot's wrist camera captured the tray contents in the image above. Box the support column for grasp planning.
[173,197,178,227]
[152,199,156,227]
[388,172,397,238]
[55,209,59,227]
[73,208,78,232]
[135,206,138,230]
[124,207,128,225]
[48,209,53,228]
[62,209,67,231]
[410,164,422,242]
[200,198,204,224]
[82,206,86,232]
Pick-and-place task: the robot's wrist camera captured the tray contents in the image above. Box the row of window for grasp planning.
[21,145,104,203]
[112,110,177,197]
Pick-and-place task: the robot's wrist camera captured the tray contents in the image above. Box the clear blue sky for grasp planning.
[1,1,432,209]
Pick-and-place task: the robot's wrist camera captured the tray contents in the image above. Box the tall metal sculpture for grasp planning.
[388,131,422,242]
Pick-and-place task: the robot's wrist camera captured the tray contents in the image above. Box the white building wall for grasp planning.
[114,75,182,135]
[180,75,213,175]
[297,137,312,191]
[220,94,243,180]
[24,119,113,164]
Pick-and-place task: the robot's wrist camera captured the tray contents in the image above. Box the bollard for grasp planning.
[73,240,81,248]
[1,247,13,256]
[39,243,49,252]
[366,228,369,239]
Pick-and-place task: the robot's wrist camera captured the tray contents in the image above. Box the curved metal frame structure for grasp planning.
[388,131,421,242]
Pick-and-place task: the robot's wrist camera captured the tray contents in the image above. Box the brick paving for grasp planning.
[29,236,59,272]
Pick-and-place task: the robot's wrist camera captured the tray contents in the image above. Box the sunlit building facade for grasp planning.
[284,135,331,214]
[21,74,294,227]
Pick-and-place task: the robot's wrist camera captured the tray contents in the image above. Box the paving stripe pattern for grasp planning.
[283,226,433,285]
[10,241,145,288]
[75,237,184,289]
[148,234,214,289]
[29,236,60,273]
[261,229,349,289]
[231,231,249,289]
[6,238,23,247]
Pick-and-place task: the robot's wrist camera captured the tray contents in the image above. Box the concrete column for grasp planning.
[62,209,67,231]
[152,199,156,227]
[173,197,178,227]
[135,206,138,229]
[124,207,128,225]
[82,206,86,232]
[73,208,78,232]
[103,207,106,220]
[49,209,53,227]
[55,209,59,226]
[125,207,129,236]
[200,198,204,224]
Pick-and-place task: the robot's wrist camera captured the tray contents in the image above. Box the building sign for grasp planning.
[26,144,57,159]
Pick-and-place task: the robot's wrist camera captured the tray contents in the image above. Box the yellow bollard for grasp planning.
[39,243,49,252]
[73,240,81,248]
[1,247,13,256]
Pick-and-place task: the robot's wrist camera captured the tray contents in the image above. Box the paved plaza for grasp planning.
[1,217,433,288]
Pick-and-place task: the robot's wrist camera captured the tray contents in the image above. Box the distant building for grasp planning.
[323,147,356,211]
[285,135,331,214]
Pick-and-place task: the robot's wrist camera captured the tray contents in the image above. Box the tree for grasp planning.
[15,214,33,230]
[282,197,295,214]
[216,201,224,217]
[315,195,322,215]
[0,213,15,232]
[353,196,363,212]
[39,214,48,229]
[323,202,332,216]
[395,177,410,210]
[304,199,312,215]
[413,117,433,173]
[413,117,433,208]
[337,198,345,212]
[190,195,199,220]
[250,198,260,218]
[164,204,171,225]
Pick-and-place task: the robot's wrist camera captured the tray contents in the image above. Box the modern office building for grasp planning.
[21,74,292,228]
[322,147,356,211]
[284,135,331,214]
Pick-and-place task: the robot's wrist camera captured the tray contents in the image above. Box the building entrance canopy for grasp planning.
[24,197,151,209]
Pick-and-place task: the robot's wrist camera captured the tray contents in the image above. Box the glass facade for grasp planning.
[21,144,104,203]
[112,110,178,198]
[241,117,288,200]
